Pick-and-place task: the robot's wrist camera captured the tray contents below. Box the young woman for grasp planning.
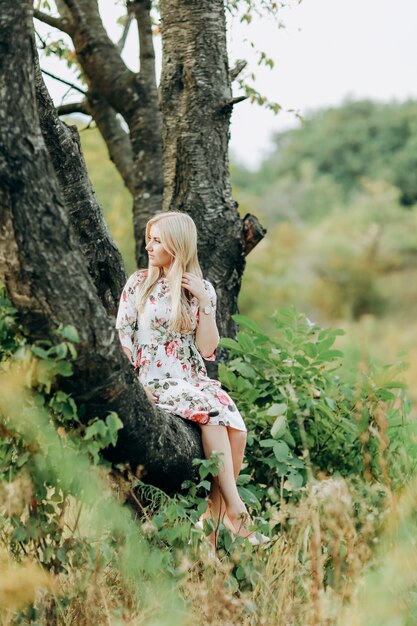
[116,212,267,546]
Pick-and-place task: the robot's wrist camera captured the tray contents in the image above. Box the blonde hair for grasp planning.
[137,212,203,333]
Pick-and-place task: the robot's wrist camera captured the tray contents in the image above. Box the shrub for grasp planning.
[219,309,413,519]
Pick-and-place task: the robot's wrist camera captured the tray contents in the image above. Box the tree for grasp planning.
[1,0,268,491]
[257,99,417,208]
[0,0,202,493]
[33,0,266,342]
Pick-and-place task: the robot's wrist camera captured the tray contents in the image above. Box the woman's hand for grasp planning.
[144,386,157,403]
[181,273,210,305]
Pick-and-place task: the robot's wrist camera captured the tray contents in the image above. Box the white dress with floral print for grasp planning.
[116,270,246,432]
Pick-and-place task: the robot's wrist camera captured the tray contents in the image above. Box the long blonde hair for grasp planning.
[137,212,203,333]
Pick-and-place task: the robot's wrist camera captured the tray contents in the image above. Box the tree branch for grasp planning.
[41,68,87,95]
[221,95,248,110]
[87,92,135,193]
[33,8,73,34]
[230,59,247,82]
[132,0,157,82]
[59,0,137,124]
[57,101,90,116]
[34,39,127,317]
[242,213,267,256]
[117,13,134,53]
[61,0,84,22]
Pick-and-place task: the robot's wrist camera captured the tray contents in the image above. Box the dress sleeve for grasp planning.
[116,271,143,354]
[200,279,217,362]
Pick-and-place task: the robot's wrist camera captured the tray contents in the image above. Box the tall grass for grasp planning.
[0,364,186,625]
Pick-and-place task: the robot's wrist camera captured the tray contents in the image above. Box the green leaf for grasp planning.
[59,325,80,343]
[284,472,304,491]
[236,332,255,353]
[303,343,317,358]
[56,547,67,564]
[273,440,290,462]
[54,343,68,359]
[233,362,257,378]
[232,314,269,340]
[31,346,50,360]
[219,338,243,352]
[106,412,123,435]
[271,415,287,439]
[12,526,28,542]
[238,485,261,508]
[259,438,276,448]
[266,403,287,417]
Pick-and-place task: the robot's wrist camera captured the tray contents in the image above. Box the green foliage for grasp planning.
[275,99,417,205]
[219,310,414,517]
[0,289,125,575]
[1,285,417,622]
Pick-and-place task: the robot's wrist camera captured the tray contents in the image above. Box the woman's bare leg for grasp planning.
[202,428,247,525]
[200,425,249,531]
[229,429,247,477]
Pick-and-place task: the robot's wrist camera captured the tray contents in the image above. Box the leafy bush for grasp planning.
[219,309,413,517]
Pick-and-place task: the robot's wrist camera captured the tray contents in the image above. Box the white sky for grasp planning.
[227,0,417,167]
[38,0,417,169]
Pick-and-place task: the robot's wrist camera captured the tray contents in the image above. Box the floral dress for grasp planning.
[116,270,246,432]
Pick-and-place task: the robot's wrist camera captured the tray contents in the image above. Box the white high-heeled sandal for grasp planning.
[231,512,271,546]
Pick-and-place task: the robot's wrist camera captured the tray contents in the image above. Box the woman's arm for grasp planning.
[182,274,219,359]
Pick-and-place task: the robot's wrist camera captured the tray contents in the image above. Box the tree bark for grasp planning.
[36,0,164,267]
[33,45,127,317]
[159,0,264,359]
[0,0,202,494]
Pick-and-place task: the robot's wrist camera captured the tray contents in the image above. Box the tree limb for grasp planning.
[242,213,267,255]
[59,0,136,123]
[34,40,127,317]
[41,68,87,95]
[221,95,249,110]
[61,0,84,22]
[230,59,247,82]
[131,0,157,82]
[87,92,136,194]
[117,13,134,53]
[57,101,90,115]
[33,8,73,34]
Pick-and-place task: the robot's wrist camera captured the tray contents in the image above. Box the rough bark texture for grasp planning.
[33,45,127,317]
[34,0,163,267]
[57,0,164,267]
[0,0,202,494]
[159,0,255,359]
[35,0,265,322]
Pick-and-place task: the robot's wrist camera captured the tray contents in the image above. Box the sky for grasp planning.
[227,0,417,167]
[38,0,417,169]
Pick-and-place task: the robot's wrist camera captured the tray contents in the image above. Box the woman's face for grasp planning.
[145,224,173,272]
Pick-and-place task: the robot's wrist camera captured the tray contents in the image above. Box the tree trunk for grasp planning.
[159,0,256,357]
[33,42,127,318]
[34,1,265,320]
[0,0,202,494]
[55,0,163,268]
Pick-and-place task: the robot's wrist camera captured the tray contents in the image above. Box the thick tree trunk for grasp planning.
[0,0,202,494]
[34,1,265,325]
[33,44,127,317]
[37,0,164,268]
[159,0,262,355]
